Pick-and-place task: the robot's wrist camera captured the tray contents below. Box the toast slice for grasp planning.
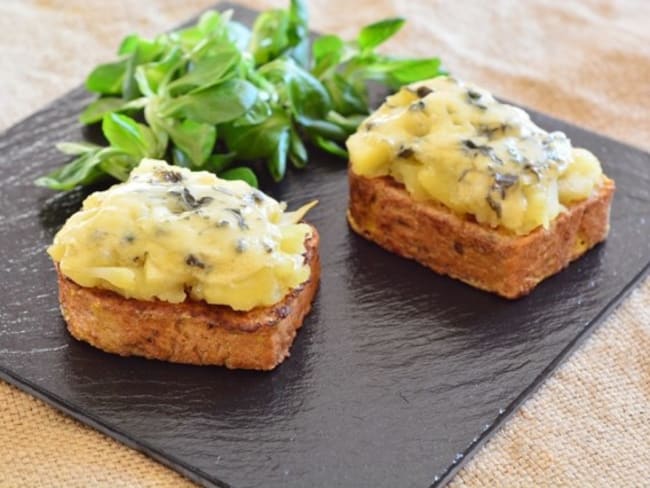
[348,171,614,298]
[57,229,320,370]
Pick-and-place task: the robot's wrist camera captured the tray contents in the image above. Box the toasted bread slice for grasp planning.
[348,171,614,298]
[57,229,320,370]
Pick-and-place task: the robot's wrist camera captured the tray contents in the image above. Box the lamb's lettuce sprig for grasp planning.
[37,1,445,190]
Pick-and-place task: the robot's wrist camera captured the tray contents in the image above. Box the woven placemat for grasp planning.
[1,0,648,486]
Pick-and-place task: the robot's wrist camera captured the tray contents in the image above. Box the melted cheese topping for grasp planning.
[347,76,604,235]
[48,159,315,311]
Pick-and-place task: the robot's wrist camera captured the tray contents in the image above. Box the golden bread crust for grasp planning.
[348,171,614,298]
[57,228,320,370]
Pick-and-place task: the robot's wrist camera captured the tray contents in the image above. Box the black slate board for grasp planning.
[1,4,649,487]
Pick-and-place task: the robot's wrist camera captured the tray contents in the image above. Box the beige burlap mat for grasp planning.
[1,1,648,486]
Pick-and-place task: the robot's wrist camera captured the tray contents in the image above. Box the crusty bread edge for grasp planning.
[57,228,320,370]
[348,170,614,298]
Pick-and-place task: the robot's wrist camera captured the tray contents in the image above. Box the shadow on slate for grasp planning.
[0,3,649,488]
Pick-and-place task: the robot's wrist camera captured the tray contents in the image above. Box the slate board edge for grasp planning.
[1,2,649,487]
[0,366,224,488]
[434,261,650,488]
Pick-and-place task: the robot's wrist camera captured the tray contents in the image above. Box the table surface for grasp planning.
[1,0,648,486]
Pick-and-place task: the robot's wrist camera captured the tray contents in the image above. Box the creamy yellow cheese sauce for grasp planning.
[347,76,604,235]
[48,159,315,311]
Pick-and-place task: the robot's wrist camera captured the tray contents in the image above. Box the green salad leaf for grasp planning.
[159,79,258,124]
[39,1,446,191]
[85,59,128,95]
[358,18,405,51]
[102,113,158,158]
[220,166,258,187]
[166,119,217,167]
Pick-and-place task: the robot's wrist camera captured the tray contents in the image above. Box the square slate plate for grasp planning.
[1,3,649,487]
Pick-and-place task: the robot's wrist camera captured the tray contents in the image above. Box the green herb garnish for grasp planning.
[36,1,445,191]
